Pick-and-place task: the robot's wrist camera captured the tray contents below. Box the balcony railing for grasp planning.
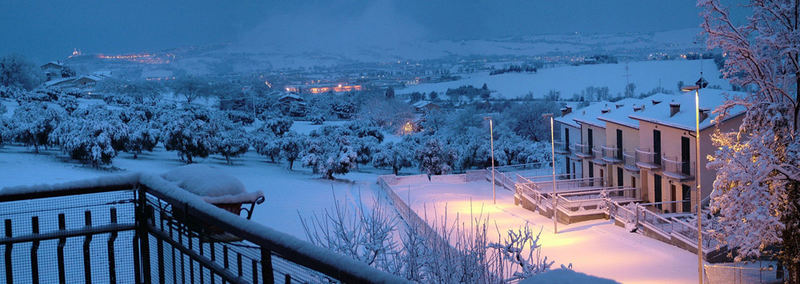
[601,145,622,163]
[570,143,593,158]
[635,147,661,169]
[662,156,694,180]
[0,174,404,284]
[622,151,639,172]
[553,140,569,154]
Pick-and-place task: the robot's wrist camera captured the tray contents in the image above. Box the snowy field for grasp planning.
[400,59,728,99]
[0,145,392,239]
[388,176,700,284]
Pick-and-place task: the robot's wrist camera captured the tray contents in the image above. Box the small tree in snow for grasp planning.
[416,138,457,176]
[161,105,220,163]
[280,132,304,170]
[51,106,129,166]
[262,116,293,137]
[251,128,281,163]
[120,104,161,159]
[301,128,358,179]
[9,102,65,153]
[372,141,415,175]
[0,55,42,90]
[215,127,250,165]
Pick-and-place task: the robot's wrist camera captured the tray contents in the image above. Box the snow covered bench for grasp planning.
[162,164,265,220]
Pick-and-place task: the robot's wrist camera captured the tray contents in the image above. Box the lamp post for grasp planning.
[681,83,704,284]
[484,117,496,204]
[543,113,557,234]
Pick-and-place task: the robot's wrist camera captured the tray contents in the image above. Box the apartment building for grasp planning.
[554,102,612,180]
[553,90,745,214]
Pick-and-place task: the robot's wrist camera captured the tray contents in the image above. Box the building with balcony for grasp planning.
[628,89,745,213]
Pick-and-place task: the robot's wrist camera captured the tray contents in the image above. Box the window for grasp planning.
[654,174,662,209]
[682,184,691,212]
[653,130,661,165]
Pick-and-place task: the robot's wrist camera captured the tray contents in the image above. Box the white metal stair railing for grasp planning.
[671,217,719,252]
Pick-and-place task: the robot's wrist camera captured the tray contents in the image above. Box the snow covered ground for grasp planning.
[400,59,728,99]
[0,145,391,238]
[387,176,700,284]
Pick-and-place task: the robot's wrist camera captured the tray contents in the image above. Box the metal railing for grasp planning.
[635,147,661,168]
[571,143,592,158]
[671,217,719,252]
[601,145,622,163]
[0,174,405,284]
[662,156,694,180]
[637,206,674,236]
[553,140,569,154]
[556,187,638,216]
[705,262,783,284]
[622,150,639,171]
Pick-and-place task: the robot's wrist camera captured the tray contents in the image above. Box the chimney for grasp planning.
[601,108,611,114]
[699,108,710,122]
[615,103,624,109]
[561,106,572,116]
[669,102,680,117]
[652,99,662,105]
[633,104,644,112]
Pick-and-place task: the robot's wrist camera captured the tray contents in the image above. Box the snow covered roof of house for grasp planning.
[43,77,75,87]
[554,102,612,129]
[76,75,103,82]
[596,93,673,129]
[40,61,62,69]
[278,93,303,101]
[412,100,437,108]
[628,88,747,132]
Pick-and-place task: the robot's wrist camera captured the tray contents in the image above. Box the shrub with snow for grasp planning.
[415,138,457,176]
[8,101,65,153]
[51,106,129,166]
[161,105,221,163]
[279,132,304,170]
[301,127,358,179]
[215,127,250,165]
[251,130,281,163]
[372,141,415,175]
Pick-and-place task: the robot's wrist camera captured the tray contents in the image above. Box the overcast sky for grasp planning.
[0,0,745,62]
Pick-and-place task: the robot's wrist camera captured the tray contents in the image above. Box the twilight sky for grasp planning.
[0,0,746,62]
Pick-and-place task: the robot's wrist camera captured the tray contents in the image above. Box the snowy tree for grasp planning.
[700,0,800,277]
[416,138,457,176]
[372,141,415,175]
[215,127,250,165]
[0,55,42,90]
[9,102,65,153]
[56,95,78,114]
[251,126,282,163]
[280,132,304,170]
[161,105,220,163]
[170,76,209,103]
[261,116,293,137]
[301,128,358,179]
[120,104,161,159]
[97,79,163,105]
[51,106,129,166]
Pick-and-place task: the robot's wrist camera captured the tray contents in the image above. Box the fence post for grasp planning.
[136,186,152,284]
[109,207,117,284]
[58,213,66,284]
[5,219,12,284]
[83,210,93,284]
[261,247,274,284]
[31,216,40,284]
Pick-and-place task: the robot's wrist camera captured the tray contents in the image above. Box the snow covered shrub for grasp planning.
[346,120,385,143]
[309,114,325,125]
[488,226,554,282]
[214,124,250,165]
[56,95,78,114]
[0,54,43,91]
[261,116,293,137]
[51,106,129,166]
[119,104,161,159]
[9,101,65,153]
[161,105,221,163]
[416,138,457,176]
[301,127,358,179]
[279,132,304,170]
[251,128,281,162]
[224,110,255,126]
[372,141,415,175]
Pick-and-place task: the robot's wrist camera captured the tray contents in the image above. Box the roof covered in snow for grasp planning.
[596,93,673,129]
[628,88,747,132]
[555,101,613,129]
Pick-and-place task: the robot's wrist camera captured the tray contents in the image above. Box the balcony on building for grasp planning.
[635,147,661,169]
[571,143,593,159]
[661,156,694,181]
[601,145,623,164]
[553,140,570,154]
[622,151,640,172]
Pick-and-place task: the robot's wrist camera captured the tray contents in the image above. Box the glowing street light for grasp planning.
[681,80,704,284]
[484,117,496,204]
[542,113,557,234]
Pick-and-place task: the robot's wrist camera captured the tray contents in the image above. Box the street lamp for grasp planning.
[484,117,496,204]
[542,113,557,234]
[681,82,704,284]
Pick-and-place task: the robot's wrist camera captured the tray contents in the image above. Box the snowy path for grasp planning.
[391,178,699,284]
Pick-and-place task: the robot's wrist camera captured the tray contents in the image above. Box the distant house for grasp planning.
[40,61,64,81]
[412,100,440,113]
[275,93,307,117]
[72,75,101,87]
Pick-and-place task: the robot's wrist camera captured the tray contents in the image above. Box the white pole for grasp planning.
[548,115,557,234]
[695,89,704,283]
[490,119,496,204]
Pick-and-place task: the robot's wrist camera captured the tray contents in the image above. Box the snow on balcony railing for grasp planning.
[601,145,622,163]
[622,151,638,171]
[635,147,661,168]
[662,156,694,180]
[570,143,592,157]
